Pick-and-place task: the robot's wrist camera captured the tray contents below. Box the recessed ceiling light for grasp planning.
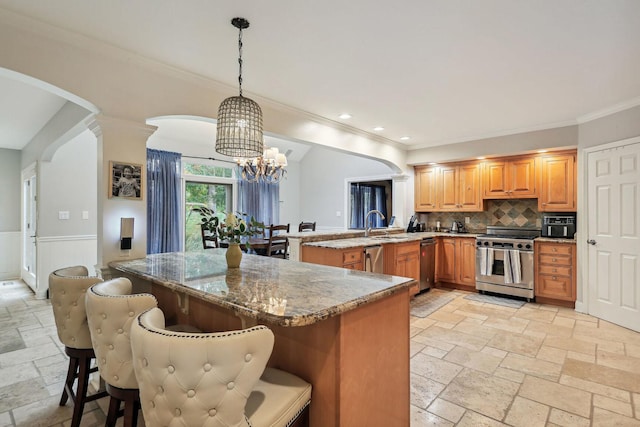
[339,113,352,119]
[373,126,384,131]
[400,136,410,141]
[477,156,486,160]
[537,149,548,153]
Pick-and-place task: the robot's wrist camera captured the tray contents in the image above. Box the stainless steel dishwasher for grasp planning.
[420,238,436,292]
[364,245,384,273]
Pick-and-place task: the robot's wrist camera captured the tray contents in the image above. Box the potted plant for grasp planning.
[192,207,264,267]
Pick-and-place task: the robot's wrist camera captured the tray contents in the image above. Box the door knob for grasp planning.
[587,239,597,245]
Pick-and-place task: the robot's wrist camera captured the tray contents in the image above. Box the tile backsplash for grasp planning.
[418,199,541,232]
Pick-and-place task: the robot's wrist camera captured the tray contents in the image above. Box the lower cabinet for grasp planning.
[383,241,420,296]
[534,241,576,307]
[436,237,476,289]
[302,246,364,270]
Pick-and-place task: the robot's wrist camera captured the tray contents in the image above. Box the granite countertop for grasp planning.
[535,237,577,244]
[303,231,482,249]
[109,250,414,327]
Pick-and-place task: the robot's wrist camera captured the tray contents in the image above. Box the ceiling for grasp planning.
[1,0,640,154]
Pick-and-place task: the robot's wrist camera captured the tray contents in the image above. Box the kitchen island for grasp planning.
[109,250,414,427]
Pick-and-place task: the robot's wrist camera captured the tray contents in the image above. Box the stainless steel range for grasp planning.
[475,226,541,301]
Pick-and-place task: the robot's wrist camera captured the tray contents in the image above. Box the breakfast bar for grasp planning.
[109,249,414,426]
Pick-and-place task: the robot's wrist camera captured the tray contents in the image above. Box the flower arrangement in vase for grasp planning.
[192,207,264,267]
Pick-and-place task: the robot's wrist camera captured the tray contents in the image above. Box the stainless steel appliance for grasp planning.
[364,245,384,274]
[475,226,540,300]
[542,213,576,238]
[419,238,436,292]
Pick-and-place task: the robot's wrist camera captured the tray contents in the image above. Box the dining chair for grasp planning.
[298,221,316,232]
[85,277,158,427]
[267,224,290,258]
[200,224,219,249]
[130,307,312,427]
[49,266,109,427]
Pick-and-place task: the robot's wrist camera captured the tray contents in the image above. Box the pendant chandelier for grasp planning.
[215,17,264,159]
[235,146,288,184]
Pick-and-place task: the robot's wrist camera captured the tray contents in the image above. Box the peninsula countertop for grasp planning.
[109,249,415,327]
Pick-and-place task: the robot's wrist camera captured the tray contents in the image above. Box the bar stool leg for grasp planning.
[60,355,79,406]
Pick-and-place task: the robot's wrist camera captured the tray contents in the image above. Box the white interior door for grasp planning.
[21,165,37,290]
[587,141,640,332]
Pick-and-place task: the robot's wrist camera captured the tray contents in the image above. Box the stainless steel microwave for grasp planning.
[541,213,576,238]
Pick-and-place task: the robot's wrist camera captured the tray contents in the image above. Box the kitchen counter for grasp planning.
[535,237,577,244]
[109,249,412,426]
[300,231,482,250]
[109,250,413,327]
[289,230,481,262]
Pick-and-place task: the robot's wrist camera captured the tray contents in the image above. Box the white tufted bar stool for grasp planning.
[49,265,109,427]
[86,277,158,427]
[131,307,312,427]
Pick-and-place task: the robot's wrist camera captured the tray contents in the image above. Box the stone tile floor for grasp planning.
[2,280,640,426]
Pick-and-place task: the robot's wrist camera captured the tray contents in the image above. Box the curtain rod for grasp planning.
[182,155,236,165]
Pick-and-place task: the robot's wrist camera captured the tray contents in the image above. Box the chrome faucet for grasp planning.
[364,210,385,237]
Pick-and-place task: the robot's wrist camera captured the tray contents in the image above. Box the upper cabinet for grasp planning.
[415,166,438,211]
[440,162,483,211]
[415,150,577,212]
[538,152,576,211]
[414,161,483,212]
[483,156,537,198]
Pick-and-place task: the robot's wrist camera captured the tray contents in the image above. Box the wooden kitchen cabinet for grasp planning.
[302,246,364,270]
[439,162,483,211]
[383,241,420,296]
[483,156,537,198]
[534,241,576,307]
[436,237,476,290]
[414,166,438,211]
[538,151,576,211]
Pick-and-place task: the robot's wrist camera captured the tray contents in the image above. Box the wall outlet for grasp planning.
[82,211,89,220]
[58,211,70,220]
[336,211,341,217]
[465,217,470,224]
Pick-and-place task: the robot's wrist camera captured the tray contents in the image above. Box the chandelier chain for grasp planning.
[237,25,243,96]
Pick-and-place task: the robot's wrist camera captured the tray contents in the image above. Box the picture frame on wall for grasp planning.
[109,161,143,199]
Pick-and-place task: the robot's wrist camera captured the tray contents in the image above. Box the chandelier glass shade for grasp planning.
[215,17,264,159]
[236,147,288,184]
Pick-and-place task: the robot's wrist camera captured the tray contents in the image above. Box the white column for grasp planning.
[88,115,157,275]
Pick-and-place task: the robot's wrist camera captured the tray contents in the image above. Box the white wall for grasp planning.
[39,130,97,237]
[0,149,24,280]
[32,130,97,297]
[0,148,21,232]
[299,146,395,229]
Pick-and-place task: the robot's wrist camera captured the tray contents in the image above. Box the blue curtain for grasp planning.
[350,184,388,229]
[147,149,182,254]
[238,178,280,227]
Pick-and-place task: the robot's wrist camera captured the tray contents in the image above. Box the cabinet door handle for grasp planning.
[587,239,597,245]
[552,268,557,273]
[552,258,557,262]
[552,276,557,280]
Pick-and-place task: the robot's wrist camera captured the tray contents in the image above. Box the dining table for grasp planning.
[219,237,270,254]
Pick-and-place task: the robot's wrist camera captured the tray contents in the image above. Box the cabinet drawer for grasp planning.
[343,262,362,270]
[538,254,572,266]
[538,244,573,256]
[538,265,572,276]
[537,274,574,300]
[342,250,363,264]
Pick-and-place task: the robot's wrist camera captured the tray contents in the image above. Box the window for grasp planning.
[349,180,391,229]
[183,162,235,251]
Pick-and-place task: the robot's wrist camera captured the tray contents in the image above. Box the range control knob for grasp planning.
[517,243,523,249]
[477,241,482,246]
[525,244,532,250]
[484,241,489,246]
